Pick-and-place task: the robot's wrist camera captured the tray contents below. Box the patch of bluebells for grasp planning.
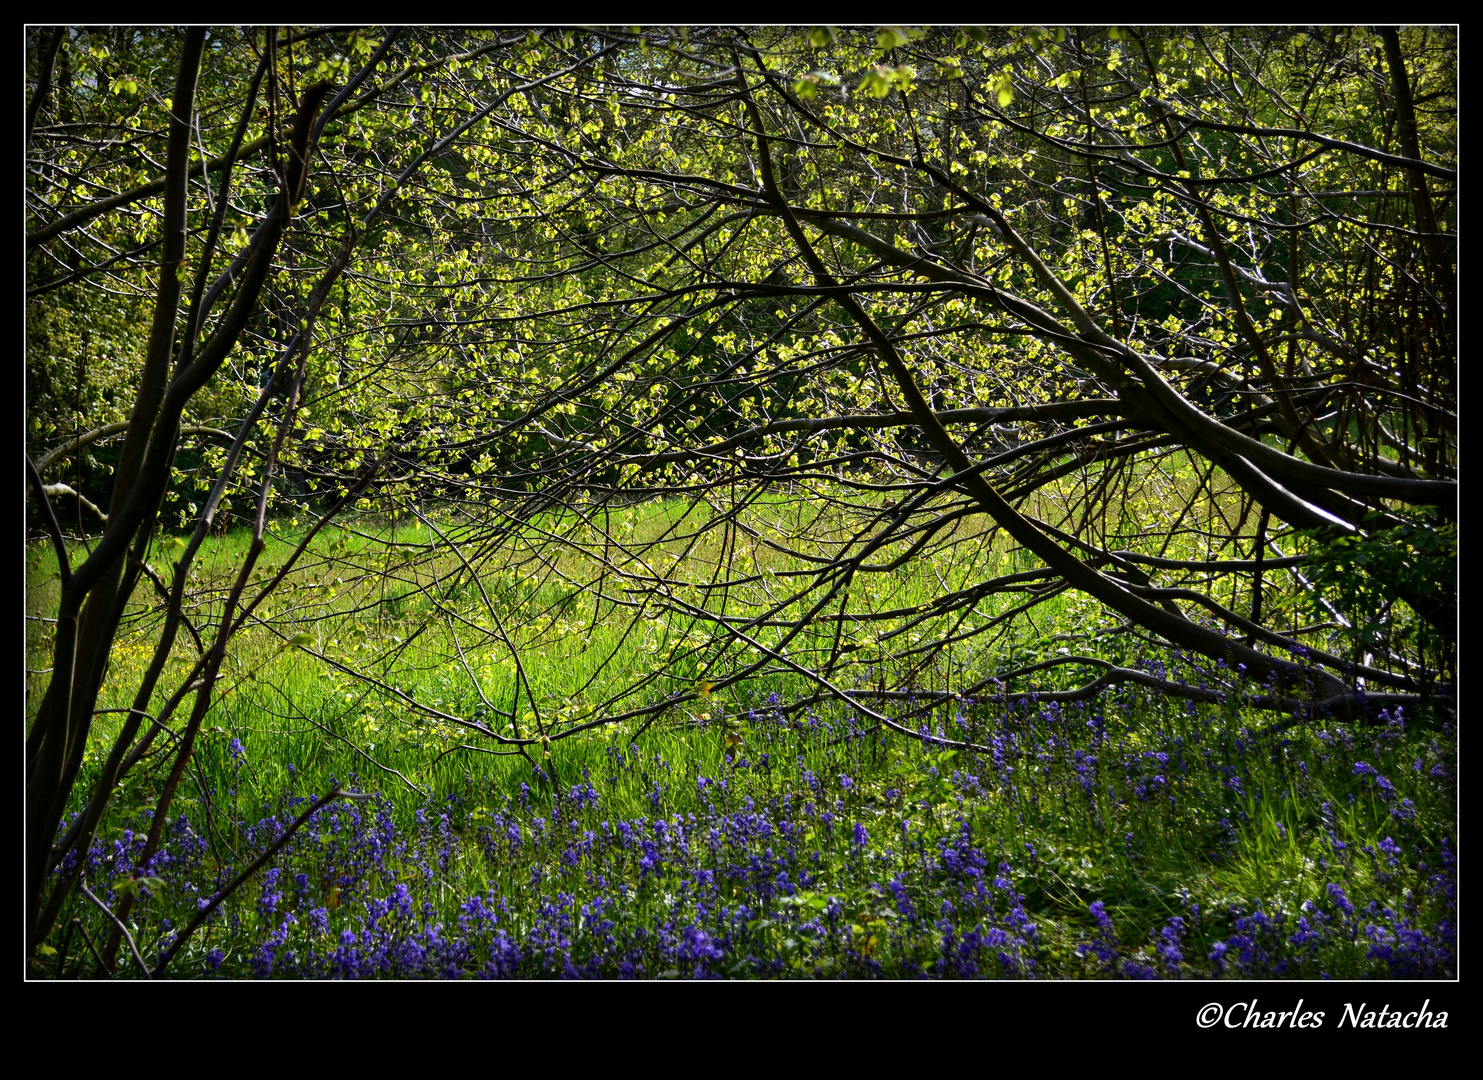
[56,767,1053,978]
[1078,900,1119,973]
[1198,863,1455,979]
[49,675,1453,979]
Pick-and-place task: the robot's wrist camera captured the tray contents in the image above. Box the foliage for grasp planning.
[1298,511,1455,668]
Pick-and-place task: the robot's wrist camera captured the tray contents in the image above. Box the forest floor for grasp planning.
[25,501,1456,979]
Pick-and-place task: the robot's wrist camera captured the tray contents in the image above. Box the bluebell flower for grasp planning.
[1157,915,1185,975]
[1390,798,1417,824]
[1208,939,1228,975]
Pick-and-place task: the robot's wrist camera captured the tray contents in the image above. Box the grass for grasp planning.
[25,491,1457,979]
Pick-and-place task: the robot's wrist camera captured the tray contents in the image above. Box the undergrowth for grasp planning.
[38,679,1455,979]
[26,503,1456,979]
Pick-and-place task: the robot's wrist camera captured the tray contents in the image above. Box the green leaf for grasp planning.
[807,27,837,48]
[877,27,909,50]
[860,68,892,98]
[791,75,819,100]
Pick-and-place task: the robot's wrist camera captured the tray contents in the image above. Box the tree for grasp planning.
[26,25,1455,968]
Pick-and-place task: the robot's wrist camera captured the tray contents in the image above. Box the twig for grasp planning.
[53,914,77,979]
[71,918,111,979]
[25,454,72,586]
[153,785,347,976]
[76,880,151,979]
[291,706,428,799]
[429,742,526,770]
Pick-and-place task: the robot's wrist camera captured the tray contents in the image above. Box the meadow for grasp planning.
[25,492,1457,979]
